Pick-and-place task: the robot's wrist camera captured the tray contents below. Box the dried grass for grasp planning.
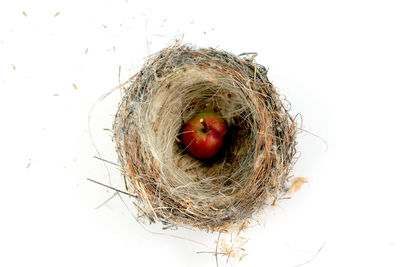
[113,43,297,232]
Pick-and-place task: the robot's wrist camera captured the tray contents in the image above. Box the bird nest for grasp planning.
[113,44,297,232]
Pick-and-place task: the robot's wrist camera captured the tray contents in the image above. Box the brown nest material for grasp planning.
[113,44,297,232]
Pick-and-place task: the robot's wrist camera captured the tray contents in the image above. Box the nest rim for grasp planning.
[113,43,297,232]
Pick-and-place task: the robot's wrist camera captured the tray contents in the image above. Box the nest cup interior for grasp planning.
[113,45,296,232]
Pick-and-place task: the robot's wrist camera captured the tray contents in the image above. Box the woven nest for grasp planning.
[113,44,297,232]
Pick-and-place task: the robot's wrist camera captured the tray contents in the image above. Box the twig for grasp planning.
[215,232,221,267]
[87,178,137,198]
[95,191,118,209]
[298,127,328,152]
[226,233,234,264]
[294,242,327,267]
[197,251,227,255]
[93,155,120,167]
[237,52,258,58]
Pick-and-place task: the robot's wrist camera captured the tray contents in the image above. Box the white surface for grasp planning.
[1,0,400,266]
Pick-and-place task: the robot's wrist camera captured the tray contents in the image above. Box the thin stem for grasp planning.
[87,178,137,198]
[200,118,209,132]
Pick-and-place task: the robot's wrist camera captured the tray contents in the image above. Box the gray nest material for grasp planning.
[113,44,297,232]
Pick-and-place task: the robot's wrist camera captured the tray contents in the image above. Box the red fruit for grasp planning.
[182,112,227,159]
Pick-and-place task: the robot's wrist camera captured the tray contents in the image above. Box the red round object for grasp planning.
[182,112,227,159]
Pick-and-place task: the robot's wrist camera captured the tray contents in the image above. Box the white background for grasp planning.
[1,0,399,266]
